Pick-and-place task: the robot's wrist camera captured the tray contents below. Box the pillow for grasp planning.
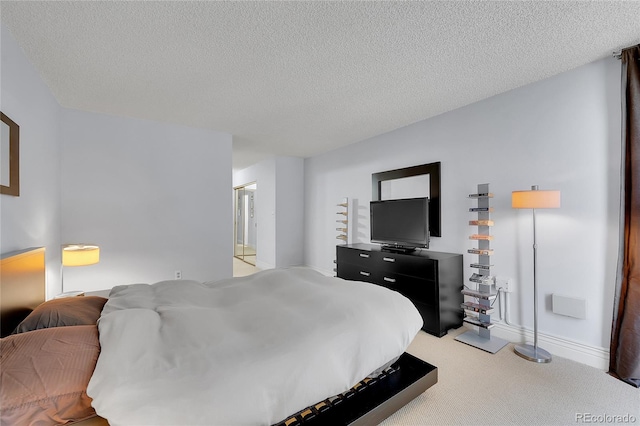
[13,296,107,334]
[0,325,100,425]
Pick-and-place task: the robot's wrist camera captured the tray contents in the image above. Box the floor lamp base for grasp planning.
[514,343,552,363]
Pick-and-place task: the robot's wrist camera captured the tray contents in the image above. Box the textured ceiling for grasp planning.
[2,1,639,170]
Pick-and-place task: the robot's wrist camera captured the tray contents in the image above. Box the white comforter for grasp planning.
[87,267,423,425]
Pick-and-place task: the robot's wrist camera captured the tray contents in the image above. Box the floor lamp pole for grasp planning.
[514,207,552,363]
[533,208,539,350]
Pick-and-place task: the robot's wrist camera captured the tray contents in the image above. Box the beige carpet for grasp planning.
[381,327,639,425]
[232,257,261,277]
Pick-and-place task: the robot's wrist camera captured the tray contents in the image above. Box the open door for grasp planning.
[234,182,257,266]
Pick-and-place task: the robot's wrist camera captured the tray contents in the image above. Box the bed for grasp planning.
[0,247,437,425]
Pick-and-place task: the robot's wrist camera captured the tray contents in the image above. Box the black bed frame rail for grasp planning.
[273,352,437,426]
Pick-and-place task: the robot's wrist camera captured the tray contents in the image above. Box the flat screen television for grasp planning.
[370,197,429,252]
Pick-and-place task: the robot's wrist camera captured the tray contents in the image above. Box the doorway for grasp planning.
[234,182,257,266]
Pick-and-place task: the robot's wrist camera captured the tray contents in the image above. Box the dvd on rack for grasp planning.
[470,263,492,270]
[461,288,497,300]
[463,316,495,329]
[469,234,493,240]
[469,220,494,226]
[461,302,495,315]
[467,248,494,255]
[469,273,494,284]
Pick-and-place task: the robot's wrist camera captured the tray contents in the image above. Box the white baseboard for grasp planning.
[488,322,610,371]
[305,264,610,371]
[255,260,273,270]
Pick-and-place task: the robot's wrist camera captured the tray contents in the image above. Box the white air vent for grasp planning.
[552,294,586,319]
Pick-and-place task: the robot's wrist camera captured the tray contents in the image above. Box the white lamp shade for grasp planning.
[62,244,100,266]
[512,187,561,209]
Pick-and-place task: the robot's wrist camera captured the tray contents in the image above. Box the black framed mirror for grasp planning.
[372,162,441,237]
[1,112,20,197]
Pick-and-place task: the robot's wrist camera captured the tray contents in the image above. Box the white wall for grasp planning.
[275,156,304,268]
[304,58,622,358]
[2,23,234,297]
[1,25,62,300]
[60,109,233,292]
[233,156,304,269]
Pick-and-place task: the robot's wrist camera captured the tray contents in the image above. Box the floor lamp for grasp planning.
[512,186,560,363]
[59,244,100,297]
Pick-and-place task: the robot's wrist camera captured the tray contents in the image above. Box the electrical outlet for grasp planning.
[496,276,513,293]
[175,270,182,280]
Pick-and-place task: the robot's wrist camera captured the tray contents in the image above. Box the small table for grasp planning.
[85,289,111,298]
[54,290,85,298]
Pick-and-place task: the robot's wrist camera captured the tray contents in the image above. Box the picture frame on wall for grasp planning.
[1,112,20,196]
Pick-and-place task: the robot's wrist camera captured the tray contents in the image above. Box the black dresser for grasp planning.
[336,243,463,337]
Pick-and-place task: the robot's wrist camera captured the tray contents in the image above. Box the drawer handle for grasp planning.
[360,271,371,277]
[383,257,395,262]
[359,253,370,258]
[383,277,396,283]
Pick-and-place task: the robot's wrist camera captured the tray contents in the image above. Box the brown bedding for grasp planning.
[12,296,107,335]
[0,323,101,425]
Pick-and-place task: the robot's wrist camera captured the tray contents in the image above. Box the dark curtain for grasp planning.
[610,45,640,387]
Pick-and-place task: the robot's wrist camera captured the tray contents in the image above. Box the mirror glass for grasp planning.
[381,174,430,200]
[234,182,257,265]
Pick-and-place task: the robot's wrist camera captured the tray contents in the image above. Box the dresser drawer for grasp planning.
[338,265,437,307]
[336,262,377,284]
[337,247,437,281]
[371,252,436,280]
[375,272,437,306]
[337,247,377,267]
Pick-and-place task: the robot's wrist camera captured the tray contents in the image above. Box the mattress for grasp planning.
[87,267,423,425]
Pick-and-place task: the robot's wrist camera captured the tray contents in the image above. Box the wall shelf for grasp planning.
[336,198,349,243]
[334,198,349,275]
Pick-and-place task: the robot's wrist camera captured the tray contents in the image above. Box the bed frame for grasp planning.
[0,247,438,425]
[276,353,437,426]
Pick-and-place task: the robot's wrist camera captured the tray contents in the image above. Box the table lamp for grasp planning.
[59,244,100,297]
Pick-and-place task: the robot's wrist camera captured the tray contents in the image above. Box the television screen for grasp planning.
[370,197,429,250]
